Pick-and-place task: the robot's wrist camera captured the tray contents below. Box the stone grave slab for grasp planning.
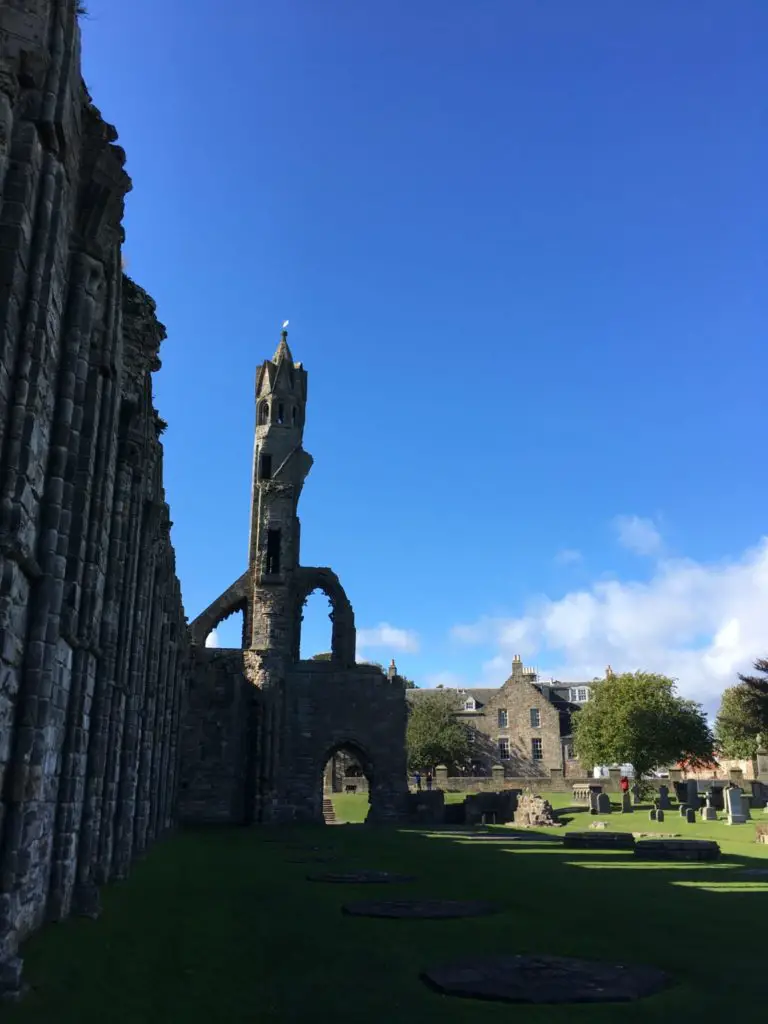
[563,831,635,851]
[634,839,720,862]
[343,899,499,919]
[307,870,415,884]
[421,953,670,1004]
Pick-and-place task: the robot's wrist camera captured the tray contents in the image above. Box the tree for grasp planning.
[406,690,471,773]
[715,657,768,759]
[311,652,332,661]
[401,676,417,689]
[572,671,714,786]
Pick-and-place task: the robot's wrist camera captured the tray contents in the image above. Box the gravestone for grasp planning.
[649,809,657,821]
[741,795,752,821]
[631,783,642,805]
[685,807,696,824]
[709,786,725,811]
[679,804,689,818]
[589,791,600,815]
[658,785,671,810]
[701,793,717,822]
[686,780,699,808]
[725,784,746,825]
[621,793,632,813]
[656,810,665,823]
[634,838,720,862]
[596,793,612,815]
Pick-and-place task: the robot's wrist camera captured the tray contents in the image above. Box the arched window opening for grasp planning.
[321,744,373,824]
[299,588,333,660]
[277,403,284,424]
[204,606,247,649]
[259,401,270,425]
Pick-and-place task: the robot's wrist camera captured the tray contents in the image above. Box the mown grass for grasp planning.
[5,793,768,1023]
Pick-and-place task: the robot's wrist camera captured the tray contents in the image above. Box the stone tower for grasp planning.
[182,330,407,824]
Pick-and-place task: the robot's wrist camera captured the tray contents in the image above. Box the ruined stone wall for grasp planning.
[0,1,188,992]
[179,650,253,824]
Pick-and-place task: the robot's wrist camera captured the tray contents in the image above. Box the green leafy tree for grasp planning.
[401,676,417,689]
[406,690,470,773]
[311,652,332,661]
[572,671,714,786]
[714,658,768,759]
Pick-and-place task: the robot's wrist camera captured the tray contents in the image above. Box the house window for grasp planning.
[565,744,575,760]
[259,453,272,480]
[463,698,477,711]
[265,529,281,574]
[498,738,510,760]
[259,401,269,425]
[531,737,543,760]
[530,708,541,728]
[570,687,590,703]
[498,709,508,729]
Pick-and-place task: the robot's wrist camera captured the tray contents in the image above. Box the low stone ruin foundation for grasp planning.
[513,790,561,828]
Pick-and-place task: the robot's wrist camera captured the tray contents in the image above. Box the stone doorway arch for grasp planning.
[320,739,375,823]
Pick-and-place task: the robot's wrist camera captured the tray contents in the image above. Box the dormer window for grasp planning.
[569,686,590,703]
[463,697,477,711]
[259,401,270,425]
[277,403,284,424]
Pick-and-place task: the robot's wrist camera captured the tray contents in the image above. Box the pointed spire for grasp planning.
[272,327,293,365]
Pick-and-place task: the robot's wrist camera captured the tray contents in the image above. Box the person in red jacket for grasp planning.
[619,775,630,794]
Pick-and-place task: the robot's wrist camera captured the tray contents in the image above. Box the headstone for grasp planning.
[685,807,696,824]
[679,804,689,818]
[685,779,699,808]
[621,792,632,813]
[725,784,746,825]
[710,786,725,811]
[589,791,600,815]
[596,793,612,815]
[656,809,665,822]
[631,783,642,805]
[701,793,717,821]
[741,795,752,821]
[657,785,671,810]
[649,809,657,821]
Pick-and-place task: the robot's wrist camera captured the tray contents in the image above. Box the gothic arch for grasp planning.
[189,570,251,647]
[292,567,356,667]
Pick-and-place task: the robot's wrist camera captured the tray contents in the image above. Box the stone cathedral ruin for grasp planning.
[180,330,408,826]
[0,1,406,997]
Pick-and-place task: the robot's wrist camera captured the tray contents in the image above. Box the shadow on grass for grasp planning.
[4,820,768,1024]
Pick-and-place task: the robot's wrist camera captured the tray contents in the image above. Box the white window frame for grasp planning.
[498,709,508,728]
[530,707,541,728]
[498,737,510,761]
[531,737,543,761]
[463,698,477,711]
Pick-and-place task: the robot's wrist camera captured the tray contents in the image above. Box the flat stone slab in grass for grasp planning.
[634,839,720,861]
[421,954,670,1004]
[343,899,500,919]
[563,831,636,850]
[736,868,768,877]
[307,870,415,884]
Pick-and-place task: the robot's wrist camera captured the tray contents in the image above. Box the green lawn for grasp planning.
[6,794,768,1023]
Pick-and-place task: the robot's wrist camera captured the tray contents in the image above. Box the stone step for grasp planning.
[323,798,337,825]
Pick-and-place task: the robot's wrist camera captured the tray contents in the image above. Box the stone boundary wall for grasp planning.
[0,2,188,996]
[433,771,768,797]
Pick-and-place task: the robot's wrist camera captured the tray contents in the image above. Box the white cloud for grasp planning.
[204,629,220,648]
[357,622,420,654]
[424,671,466,689]
[555,548,583,565]
[613,514,662,556]
[451,537,768,712]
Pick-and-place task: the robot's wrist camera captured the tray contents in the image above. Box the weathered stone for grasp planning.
[306,871,414,884]
[634,839,720,861]
[0,4,188,996]
[180,332,408,825]
[513,790,561,827]
[563,831,635,850]
[342,900,500,919]
[686,808,696,824]
[421,954,670,1004]
[657,785,671,809]
[596,793,612,815]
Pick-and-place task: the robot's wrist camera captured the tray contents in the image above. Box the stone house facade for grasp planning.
[407,656,594,777]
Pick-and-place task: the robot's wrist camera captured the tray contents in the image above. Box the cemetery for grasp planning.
[4,786,767,1023]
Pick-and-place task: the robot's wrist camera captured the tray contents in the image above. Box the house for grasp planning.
[406,655,600,777]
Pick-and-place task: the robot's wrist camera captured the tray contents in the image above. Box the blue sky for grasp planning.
[81,1,767,710]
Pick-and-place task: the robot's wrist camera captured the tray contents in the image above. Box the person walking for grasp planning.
[426,771,433,792]
[414,771,422,791]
